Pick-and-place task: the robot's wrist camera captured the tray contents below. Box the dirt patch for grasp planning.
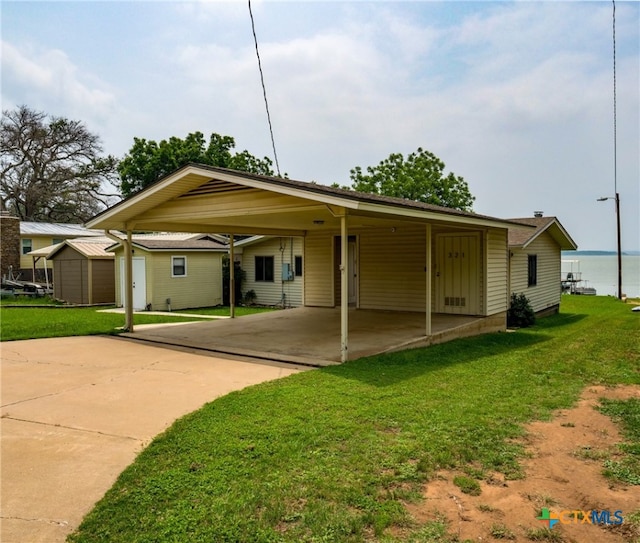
[406,385,640,542]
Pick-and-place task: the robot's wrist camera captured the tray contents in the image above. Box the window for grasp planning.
[172,256,187,277]
[52,238,64,245]
[294,255,303,277]
[255,256,274,282]
[527,254,537,287]
[21,239,32,255]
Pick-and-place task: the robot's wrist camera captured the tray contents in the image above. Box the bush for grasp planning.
[244,289,257,305]
[507,293,536,328]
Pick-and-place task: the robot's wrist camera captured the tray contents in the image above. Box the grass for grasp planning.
[179,305,276,317]
[490,523,516,540]
[453,475,481,496]
[0,305,272,341]
[66,296,638,542]
[0,294,63,306]
[597,397,640,485]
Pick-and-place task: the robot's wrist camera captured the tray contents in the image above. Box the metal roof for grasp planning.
[29,237,115,259]
[20,222,103,237]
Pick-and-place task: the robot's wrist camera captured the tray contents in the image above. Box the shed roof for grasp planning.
[508,216,577,251]
[37,238,115,260]
[87,164,527,235]
[104,234,227,253]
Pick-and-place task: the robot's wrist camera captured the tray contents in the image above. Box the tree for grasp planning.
[342,147,475,211]
[0,105,119,222]
[118,132,276,197]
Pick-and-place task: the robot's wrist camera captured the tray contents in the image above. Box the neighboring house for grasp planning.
[508,215,577,316]
[46,238,115,305]
[236,235,304,306]
[107,234,227,311]
[19,222,102,281]
[87,164,532,361]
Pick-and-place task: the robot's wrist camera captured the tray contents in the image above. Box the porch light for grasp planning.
[313,219,325,225]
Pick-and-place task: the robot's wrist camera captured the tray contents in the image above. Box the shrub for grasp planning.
[507,293,536,328]
[244,289,257,305]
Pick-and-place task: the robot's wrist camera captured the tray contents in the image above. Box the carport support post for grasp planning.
[124,230,134,332]
[340,215,349,362]
[229,234,235,319]
[425,224,432,336]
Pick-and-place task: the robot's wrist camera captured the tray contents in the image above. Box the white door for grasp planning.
[435,234,480,314]
[120,257,146,310]
[348,239,357,305]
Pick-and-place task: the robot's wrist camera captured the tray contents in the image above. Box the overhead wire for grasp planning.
[248,0,282,177]
[612,0,617,194]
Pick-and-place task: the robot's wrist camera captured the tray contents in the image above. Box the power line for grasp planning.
[248,0,281,177]
[612,0,617,194]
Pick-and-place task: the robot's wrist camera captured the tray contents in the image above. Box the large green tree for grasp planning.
[118,132,275,197]
[0,105,119,222]
[343,147,475,211]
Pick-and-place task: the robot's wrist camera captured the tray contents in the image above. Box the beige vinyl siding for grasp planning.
[241,237,303,306]
[359,225,427,311]
[112,248,222,310]
[304,233,333,307]
[20,236,56,270]
[510,232,561,313]
[485,228,509,315]
[149,252,223,310]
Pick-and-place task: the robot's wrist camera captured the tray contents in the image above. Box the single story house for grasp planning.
[19,222,102,281]
[107,233,227,311]
[508,215,577,315]
[235,235,304,307]
[46,238,115,305]
[87,164,540,361]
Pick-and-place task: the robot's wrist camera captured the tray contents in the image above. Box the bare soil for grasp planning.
[406,385,640,542]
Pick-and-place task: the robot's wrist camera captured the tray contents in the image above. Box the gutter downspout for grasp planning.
[104,230,133,332]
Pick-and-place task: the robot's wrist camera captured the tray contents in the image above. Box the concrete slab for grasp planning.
[1,336,306,543]
[122,307,492,365]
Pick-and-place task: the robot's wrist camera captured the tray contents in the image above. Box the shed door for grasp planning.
[120,257,146,310]
[436,233,480,315]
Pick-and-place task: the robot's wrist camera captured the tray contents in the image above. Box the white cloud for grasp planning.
[1,41,116,118]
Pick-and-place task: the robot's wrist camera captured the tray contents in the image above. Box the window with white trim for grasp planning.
[22,239,32,255]
[172,256,187,277]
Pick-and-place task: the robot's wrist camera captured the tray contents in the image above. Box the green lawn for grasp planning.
[0,305,272,341]
[65,296,638,543]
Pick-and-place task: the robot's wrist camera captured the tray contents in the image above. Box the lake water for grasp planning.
[561,255,640,298]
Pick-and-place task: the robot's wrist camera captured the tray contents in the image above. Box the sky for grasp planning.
[2,0,638,251]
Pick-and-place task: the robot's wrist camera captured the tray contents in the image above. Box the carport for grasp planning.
[88,165,524,362]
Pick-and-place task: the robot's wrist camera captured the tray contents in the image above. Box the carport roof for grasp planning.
[87,164,529,235]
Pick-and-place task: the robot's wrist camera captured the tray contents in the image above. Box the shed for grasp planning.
[47,238,115,304]
[107,234,227,311]
[508,216,577,315]
[19,222,103,281]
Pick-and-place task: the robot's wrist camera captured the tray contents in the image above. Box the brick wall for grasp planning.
[0,213,20,279]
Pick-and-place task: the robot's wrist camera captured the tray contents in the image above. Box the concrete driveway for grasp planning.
[1,336,305,543]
